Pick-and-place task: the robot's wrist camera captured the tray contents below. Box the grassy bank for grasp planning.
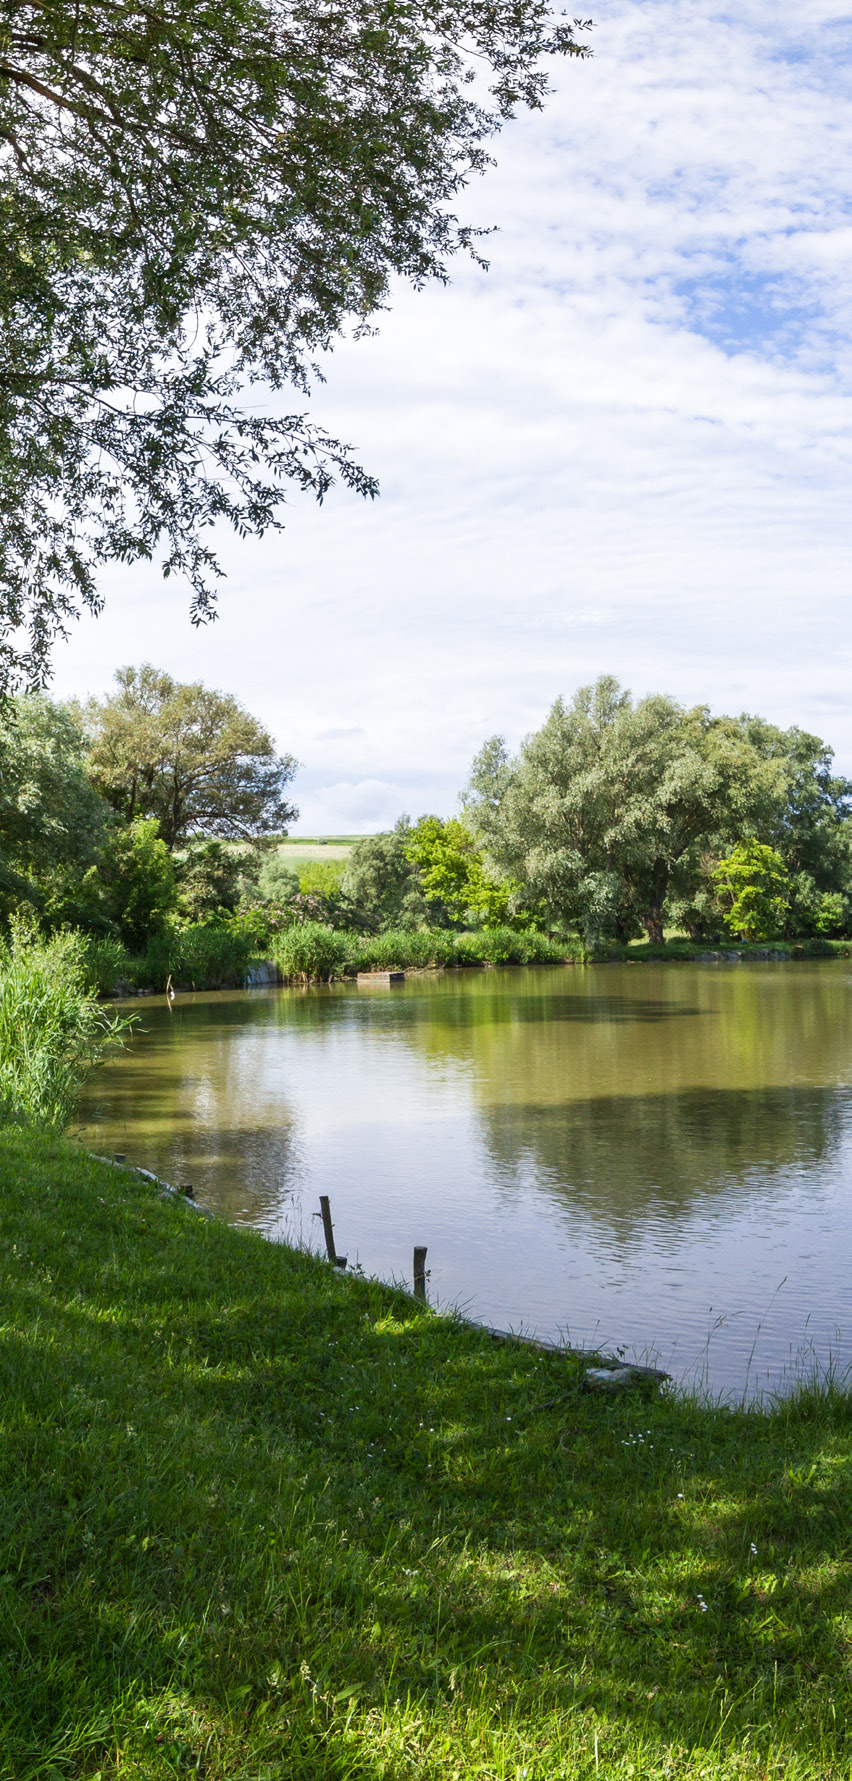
[88,927,852,994]
[273,923,578,982]
[587,936,852,964]
[2,1133,851,1779]
[271,928,852,984]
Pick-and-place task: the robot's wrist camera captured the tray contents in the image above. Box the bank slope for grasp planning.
[0,1132,850,1780]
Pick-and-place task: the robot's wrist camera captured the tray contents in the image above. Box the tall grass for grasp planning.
[344,925,578,975]
[273,920,350,982]
[130,921,258,990]
[0,921,132,1129]
[271,923,578,980]
[81,932,131,995]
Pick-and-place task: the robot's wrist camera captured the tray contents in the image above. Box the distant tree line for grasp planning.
[342,678,851,946]
[1,670,850,985]
[0,665,297,949]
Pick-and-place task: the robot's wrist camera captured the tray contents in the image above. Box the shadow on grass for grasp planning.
[1,1132,850,1779]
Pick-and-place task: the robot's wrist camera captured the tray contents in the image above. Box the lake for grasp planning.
[78,960,852,1400]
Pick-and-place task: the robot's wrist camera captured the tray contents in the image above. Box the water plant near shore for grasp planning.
[270,923,579,981]
[0,921,131,1128]
[274,919,350,982]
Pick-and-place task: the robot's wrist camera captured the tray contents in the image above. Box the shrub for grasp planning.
[130,922,258,991]
[0,921,132,1129]
[273,922,349,982]
[712,841,791,942]
[815,891,848,936]
[87,817,177,950]
[175,840,244,921]
[81,933,132,995]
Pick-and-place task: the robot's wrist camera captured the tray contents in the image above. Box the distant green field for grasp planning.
[274,836,365,860]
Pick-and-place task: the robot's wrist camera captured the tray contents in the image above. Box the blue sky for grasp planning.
[52,0,852,831]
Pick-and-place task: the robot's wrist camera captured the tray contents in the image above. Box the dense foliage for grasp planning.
[0,695,107,924]
[0,667,850,1057]
[76,664,298,845]
[341,821,430,928]
[712,841,791,943]
[464,677,852,945]
[0,920,130,1126]
[0,0,590,690]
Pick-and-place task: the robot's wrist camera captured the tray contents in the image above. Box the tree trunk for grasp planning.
[642,866,669,944]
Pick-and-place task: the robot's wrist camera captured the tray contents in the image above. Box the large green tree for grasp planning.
[463,677,842,945]
[735,717,852,932]
[340,820,429,929]
[404,814,521,927]
[76,664,298,847]
[0,695,107,921]
[0,0,590,691]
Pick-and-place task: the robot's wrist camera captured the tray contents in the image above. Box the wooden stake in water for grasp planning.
[413,1246,428,1301]
[318,1195,346,1267]
[319,1194,336,1261]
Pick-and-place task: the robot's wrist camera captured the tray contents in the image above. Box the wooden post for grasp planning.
[413,1246,428,1301]
[319,1194,337,1263]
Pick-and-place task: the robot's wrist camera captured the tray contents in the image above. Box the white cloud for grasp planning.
[51,0,852,831]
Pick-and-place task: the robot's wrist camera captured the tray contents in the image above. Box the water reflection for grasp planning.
[79,962,852,1396]
[480,1087,845,1230]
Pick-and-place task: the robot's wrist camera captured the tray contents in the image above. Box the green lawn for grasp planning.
[1,1131,850,1779]
[274,839,359,860]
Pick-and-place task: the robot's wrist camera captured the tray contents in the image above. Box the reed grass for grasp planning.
[81,933,132,996]
[273,920,350,982]
[272,924,579,980]
[128,922,257,991]
[1,1132,851,1779]
[0,923,131,1129]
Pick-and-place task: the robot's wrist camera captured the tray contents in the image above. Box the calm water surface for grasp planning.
[78,961,852,1398]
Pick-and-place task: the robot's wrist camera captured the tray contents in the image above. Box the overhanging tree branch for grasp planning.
[0,0,592,690]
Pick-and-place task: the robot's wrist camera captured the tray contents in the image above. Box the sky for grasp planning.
[51,0,852,833]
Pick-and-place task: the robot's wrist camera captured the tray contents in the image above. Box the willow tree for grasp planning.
[0,1,591,690]
[463,678,783,945]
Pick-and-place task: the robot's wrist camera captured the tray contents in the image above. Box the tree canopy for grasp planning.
[404,813,519,926]
[464,677,852,944]
[0,0,590,691]
[341,820,429,929]
[0,695,107,921]
[76,664,298,847]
